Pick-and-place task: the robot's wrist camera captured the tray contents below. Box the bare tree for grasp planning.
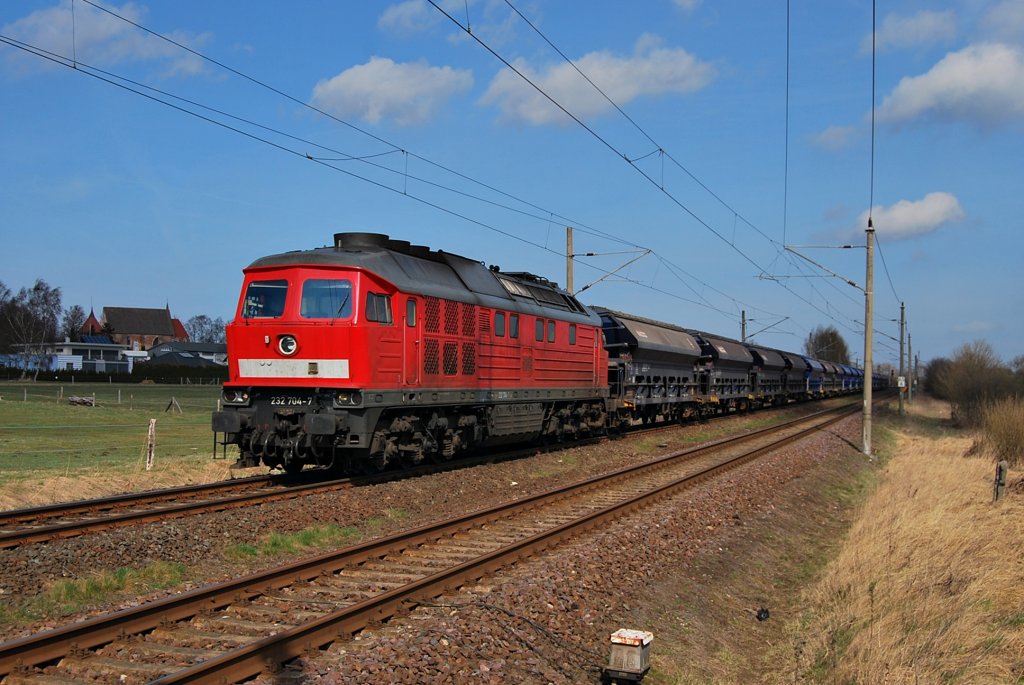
[61,304,87,342]
[935,340,1017,426]
[0,279,63,377]
[185,314,226,343]
[804,325,851,364]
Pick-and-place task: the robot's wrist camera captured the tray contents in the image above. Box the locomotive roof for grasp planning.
[247,233,600,325]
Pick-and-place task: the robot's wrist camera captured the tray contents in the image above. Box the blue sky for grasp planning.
[2,0,1022,367]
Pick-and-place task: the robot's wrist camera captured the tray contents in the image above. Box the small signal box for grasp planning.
[602,628,654,683]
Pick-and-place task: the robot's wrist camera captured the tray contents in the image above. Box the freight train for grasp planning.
[212,233,884,474]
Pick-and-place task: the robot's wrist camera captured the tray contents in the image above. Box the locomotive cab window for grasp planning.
[535,318,544,342]
[495,312,506,337]
[569,323,577,345]
[509,313,519,339]
[406,299,417,327]
[365,293,393,324]
[300,279,353,319]
[547,320,555,342]
[243,279,288,319]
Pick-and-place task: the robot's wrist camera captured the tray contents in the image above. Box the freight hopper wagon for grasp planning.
[691,332,755,413]
[746,345,787,408]
[213,233,608,474]
[594,308,704,428]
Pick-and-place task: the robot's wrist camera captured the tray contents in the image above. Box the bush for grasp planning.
[983,396,1024,467]
[934,341,1019,427]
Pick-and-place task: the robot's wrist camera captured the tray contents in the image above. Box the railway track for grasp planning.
[0,402,857,684]
[0,400,841,549]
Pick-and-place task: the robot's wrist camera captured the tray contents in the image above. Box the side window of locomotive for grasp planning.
[535,318,544,342]
[495,312,506,337]
[547,320,556,343]
[509,313,519,339]
[243,279,288,319]
[406,299,417,327]
[569,323,577,345]
[365,293,393,324]
[300,279,352,319]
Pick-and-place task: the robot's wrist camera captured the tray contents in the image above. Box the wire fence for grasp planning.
[0,381,230,472]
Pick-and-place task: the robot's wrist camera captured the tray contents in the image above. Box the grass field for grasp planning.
[0,380,242,504]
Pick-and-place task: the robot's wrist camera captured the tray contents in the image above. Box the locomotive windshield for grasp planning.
[300,278,353,319]
[243,279,288,319]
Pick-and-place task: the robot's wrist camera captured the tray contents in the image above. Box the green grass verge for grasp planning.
[0,561,188,627]
[0,381,226,482]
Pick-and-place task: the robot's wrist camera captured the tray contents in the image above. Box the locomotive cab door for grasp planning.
[403,297,420,387]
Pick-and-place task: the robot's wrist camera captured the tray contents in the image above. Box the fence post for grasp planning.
[994,460,1009,502]
[146,419,157,470]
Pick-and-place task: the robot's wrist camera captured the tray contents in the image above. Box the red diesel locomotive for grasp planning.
[213,232,609,473]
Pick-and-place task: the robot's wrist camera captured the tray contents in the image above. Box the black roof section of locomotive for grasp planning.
[247,233,600,325]
[590,307,703,363]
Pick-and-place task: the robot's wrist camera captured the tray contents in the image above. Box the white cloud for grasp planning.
[861,10,957,54]
[858,192,965,240]
[877,43,1024,128]
[310,57,473,126]
[2,0,207,77]
[812,125,857,151]
[378,1,439,35]
[979,0,1024,44]
[673,0,702,12]
[480,34,715,126]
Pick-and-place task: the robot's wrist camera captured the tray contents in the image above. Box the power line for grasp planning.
[873,233,902,304]
[68,0,787,324]
[455,1,870,338]
[1,33,768,321]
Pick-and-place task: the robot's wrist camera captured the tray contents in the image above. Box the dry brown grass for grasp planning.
[0,458,263,511]
[983,396,1024,467]
[791,403,1024,684]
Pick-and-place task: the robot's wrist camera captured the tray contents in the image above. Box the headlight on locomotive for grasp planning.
[333,390,362,407]
[222,389,251,405]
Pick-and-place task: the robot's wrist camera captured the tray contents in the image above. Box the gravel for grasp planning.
[0,406,860,684]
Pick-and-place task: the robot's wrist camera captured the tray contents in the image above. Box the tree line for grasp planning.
[1,278,226,372]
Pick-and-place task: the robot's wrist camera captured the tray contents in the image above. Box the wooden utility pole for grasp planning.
[741,310,747,343]
[898,302,905,417]
[863,221,875,456]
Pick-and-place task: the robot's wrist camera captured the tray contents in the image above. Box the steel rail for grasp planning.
[151,406,857,684]
[0,475,273,526]
[0,402,857,680]
[0,398,826,548]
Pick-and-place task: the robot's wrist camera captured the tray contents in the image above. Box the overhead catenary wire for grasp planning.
[59,0,788,325]
[1,34,757,321]
[499,0,898,344]
[447,1,872,341]
[453,0,874,341]
[12,3,865,342]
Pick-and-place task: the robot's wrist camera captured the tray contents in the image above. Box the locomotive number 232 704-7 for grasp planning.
[269,396,313,406]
